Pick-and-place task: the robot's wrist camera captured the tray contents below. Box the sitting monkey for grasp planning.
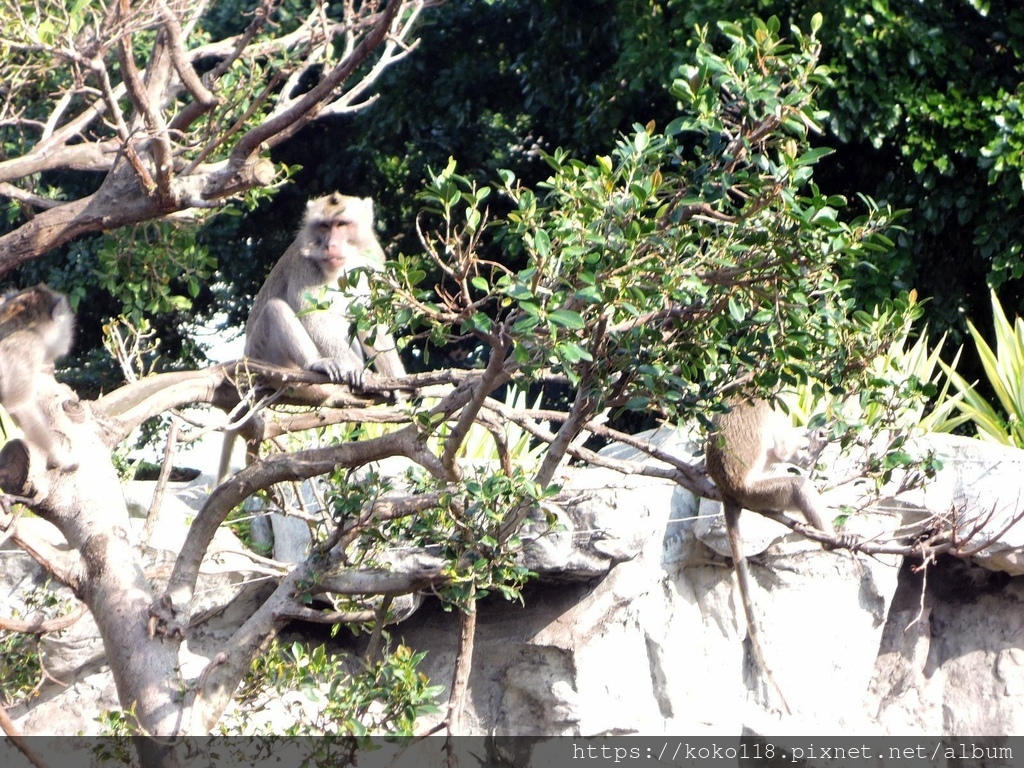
[220,193,406,483]
[244,192,405,386]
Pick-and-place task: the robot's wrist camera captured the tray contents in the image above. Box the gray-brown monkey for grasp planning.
[0,284,77,471]
[220,193,405,483]
[705,397,834,714]
[244,192,405,386]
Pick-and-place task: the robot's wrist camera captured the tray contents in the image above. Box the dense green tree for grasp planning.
[6,0,1021,372]
[0,8,932,755]
[277,0,1023,349]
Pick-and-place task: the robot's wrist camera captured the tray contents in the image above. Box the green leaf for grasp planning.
[513,315,540,333]
[548,309,586,329]
[796,147,835,166]
[465,313,492,334]
[534,229,551,258]
[728,297,745,322]
[555,341,593,363]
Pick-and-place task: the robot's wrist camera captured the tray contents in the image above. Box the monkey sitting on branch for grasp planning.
[219,193,407,482]
[704,396,840,714]
[0,284,78,472]
[244,192,405,387]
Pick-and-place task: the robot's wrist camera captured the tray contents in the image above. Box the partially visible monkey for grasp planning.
[704,397,835,714]
[244,192,405,386]
[0,284,77,472]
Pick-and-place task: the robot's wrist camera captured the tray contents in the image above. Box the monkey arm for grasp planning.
[247,298,366,387]
[300,300,378,387]
[5,400,77,471]
[246,298,322,368]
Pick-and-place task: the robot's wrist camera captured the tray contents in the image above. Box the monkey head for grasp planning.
[0,284,75,362]
[300,193,385,282]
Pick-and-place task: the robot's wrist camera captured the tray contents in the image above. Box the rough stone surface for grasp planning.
[7,431,1024,738]
[403,464,900,736]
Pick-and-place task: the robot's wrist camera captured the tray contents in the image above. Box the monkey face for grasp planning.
[311,217,357,275]
[303,195,383,280]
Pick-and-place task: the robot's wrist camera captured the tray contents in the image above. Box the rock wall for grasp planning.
[401,465,897,735]
[400,433,1024,736]
[7,432,1024,737]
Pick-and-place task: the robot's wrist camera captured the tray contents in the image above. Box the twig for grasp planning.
[0,603,87,634]
[364,595,393,665]
[0,707,49,768]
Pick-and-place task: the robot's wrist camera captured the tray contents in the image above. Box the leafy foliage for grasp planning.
[617,0,1024,330]
[325,0,1024,362]
[227,639,442,736]
[0,582,75,706]
[389,17,915,423]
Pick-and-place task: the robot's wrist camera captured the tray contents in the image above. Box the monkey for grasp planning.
[704,397,835,714]
[0,284,77,472]
[244,192,405,386]
[219,193,405,483]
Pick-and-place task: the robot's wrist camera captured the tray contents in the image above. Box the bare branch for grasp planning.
[0,603,87,635]
[0,183,63,210]
[156,0,217,110]
[445,586,476,738]
[321,2,426,116]
[0,0,429,270]
[440,326,512,476]
[231,0,405,159]
[0,707,49,768]
[115,1,173,197]
[5,526,85,592]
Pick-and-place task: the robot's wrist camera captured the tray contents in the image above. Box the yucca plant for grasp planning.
[779,298,964,434]
[940,290,1024,447]
[426,384,548,468]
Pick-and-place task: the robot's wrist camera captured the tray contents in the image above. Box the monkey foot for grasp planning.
[147,594,186,640]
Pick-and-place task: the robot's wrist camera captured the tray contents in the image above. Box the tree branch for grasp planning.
[229,0,404,161]
[0,0,426,270]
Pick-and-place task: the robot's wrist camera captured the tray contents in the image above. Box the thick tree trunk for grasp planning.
[0,378,187,750]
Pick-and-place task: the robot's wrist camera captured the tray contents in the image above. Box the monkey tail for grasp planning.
[217,430,237,485]
[724,504,793,716]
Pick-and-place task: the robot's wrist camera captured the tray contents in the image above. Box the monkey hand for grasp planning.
[309,358,366,389]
